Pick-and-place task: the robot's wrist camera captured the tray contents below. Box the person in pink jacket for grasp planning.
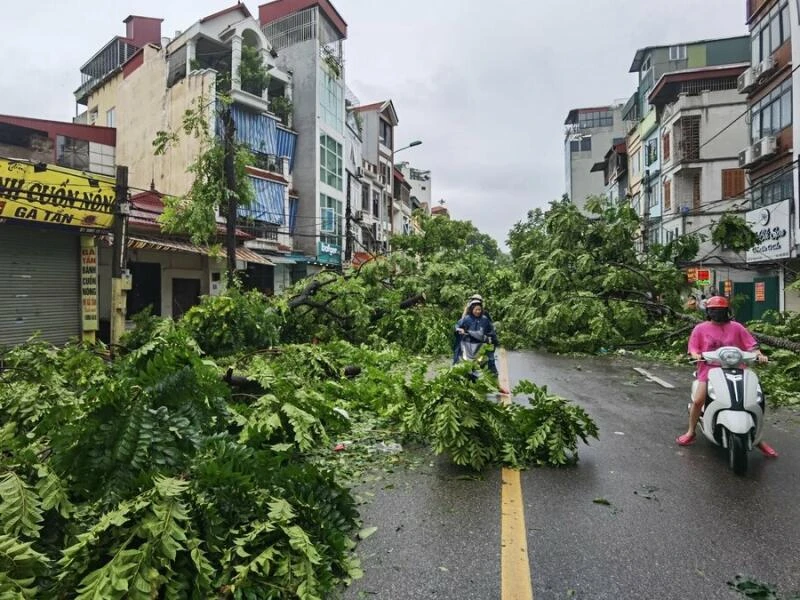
[676,296,778,457]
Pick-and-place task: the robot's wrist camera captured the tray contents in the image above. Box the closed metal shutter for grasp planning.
[0,226,81,346]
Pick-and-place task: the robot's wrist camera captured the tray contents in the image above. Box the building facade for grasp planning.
[396,161,432,216]
[74,8,300,312]
[740,0,800,314]
[0,116,116,346]
[650,65,751,288]
[260,0,348,270]
[563,104,625,210]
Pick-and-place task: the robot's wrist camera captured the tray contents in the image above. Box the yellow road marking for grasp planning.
[498,348,534,600]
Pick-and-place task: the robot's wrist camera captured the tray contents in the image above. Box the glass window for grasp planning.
[319,68,343,133]
[770,12,781,52]
[56,135,89,170]
[781,88,792,129]
[751,32,760,66]
[106,107,115,127]
[580,137,592,151]
[319,134,343,190]
[570,140,580,152]
[319,193,342,244]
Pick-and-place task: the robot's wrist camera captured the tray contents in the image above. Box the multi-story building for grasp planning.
[74,7,298,310]
[396,161,432,216]
[739,0,799,314]
[0,115,116,346]
[590,139,628,204]
[350,100,398,251]
[343,93,363,262]
[625,36,750,249]
[563,104,625,210]
[260,0,348,270]
[392,167,414,236]
[649,64,751,284]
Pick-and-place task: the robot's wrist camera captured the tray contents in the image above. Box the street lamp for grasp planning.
[394,140,422,154]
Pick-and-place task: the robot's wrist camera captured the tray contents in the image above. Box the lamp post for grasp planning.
[393,140,422,154]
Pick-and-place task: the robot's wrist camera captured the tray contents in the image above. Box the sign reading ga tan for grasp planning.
[0,158,116,230]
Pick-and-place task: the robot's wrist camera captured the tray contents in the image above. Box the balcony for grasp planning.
[75,37,141,104]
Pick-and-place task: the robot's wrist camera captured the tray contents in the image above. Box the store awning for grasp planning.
[266,254,298,264]
[127,235,273,265]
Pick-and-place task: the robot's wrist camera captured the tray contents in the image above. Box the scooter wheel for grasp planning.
[728,431,748,476]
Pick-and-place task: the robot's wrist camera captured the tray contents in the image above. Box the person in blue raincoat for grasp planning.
[454,299,499,375]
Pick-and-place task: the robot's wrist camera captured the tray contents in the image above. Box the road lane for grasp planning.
[508,350,800,600]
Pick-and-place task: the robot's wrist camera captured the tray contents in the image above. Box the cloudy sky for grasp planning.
[1,0,746,246]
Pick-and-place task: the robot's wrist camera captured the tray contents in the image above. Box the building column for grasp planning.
[186,39,196,74]
[261,48,271,102]
[231,35,242,91]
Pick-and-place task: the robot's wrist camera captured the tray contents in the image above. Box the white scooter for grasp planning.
[691,346,765,475]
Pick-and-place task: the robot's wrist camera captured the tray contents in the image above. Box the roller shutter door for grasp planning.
[0,226,80,346]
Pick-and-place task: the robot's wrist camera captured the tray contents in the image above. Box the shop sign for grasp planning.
[0,158,115,230]
[746,199,792,263]
[317,241,341,264]
[723,280,733,296]
[755,281,766,302]
[80,236,99,331]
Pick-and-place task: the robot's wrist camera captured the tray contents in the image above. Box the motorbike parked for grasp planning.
[690,346,765,475]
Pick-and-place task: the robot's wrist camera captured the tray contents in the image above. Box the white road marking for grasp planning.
[632,367,675,389]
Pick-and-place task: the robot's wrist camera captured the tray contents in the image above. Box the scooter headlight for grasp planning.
[718,348,743,368]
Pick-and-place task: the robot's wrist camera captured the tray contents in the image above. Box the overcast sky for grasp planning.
[1,0,747,247]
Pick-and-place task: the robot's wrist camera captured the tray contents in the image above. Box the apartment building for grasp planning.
[739,0,799,313]
[563,104,625,210]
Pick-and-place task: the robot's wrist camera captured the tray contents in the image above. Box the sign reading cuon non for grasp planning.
[0,158,116,230]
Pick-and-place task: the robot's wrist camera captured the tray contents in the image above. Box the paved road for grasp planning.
[343,351,800,600]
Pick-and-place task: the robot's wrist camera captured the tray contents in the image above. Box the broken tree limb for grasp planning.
[399,292,426,309]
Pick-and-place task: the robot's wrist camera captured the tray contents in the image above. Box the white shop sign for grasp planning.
[746,198,793,263]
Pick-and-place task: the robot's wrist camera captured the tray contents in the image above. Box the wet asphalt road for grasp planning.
[343,351,800,600]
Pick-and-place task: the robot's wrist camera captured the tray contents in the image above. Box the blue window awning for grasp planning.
[240,176,286,225]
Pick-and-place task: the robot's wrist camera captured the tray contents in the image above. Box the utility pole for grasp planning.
[642,170,651,253]
[222,107,238,286]
[345,170,353,262]
[110,165,130,352]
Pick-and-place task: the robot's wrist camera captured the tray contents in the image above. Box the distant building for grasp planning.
[397,161,432,216]
[563,104,625,210]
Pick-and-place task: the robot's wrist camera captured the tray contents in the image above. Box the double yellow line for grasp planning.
[497,348,534,600]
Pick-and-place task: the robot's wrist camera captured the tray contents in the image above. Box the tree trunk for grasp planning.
[222,108,238,286]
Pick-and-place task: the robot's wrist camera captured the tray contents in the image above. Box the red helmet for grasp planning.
[706,296,729,309]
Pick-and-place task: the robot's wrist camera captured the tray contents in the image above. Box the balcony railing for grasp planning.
[75,37,141,103]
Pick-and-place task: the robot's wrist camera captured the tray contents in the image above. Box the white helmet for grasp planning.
[469,294,484,302]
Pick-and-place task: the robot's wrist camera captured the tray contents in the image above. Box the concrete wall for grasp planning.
[275,39,321,256]
[85,45,216,196]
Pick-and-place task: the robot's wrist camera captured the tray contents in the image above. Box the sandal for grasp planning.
[757,442,779,458]
[676,433,696,446]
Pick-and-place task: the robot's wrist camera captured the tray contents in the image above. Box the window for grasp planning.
[372,190,380,217]
[751,170,793,208]
[752,1,791,65]
[577,111,613,129]
[722,169,746,200]
[319,134,343,190]
[645,139,658,166]
[669,45,687,61]
[379,119,393,149]
[361,184,370,211]
[663,180,672,211]
[319,193,341,243]
[569,140,580,152]
[56,135,89,170]
[106,107,115,128]
[580,136,592,152]
[319,68,343,132]
[88,108,98,125]
[750,80,792,141]
[692,173,701,210]
[662,132,671,161]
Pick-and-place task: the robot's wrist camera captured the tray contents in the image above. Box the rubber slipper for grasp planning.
[676,433,696,446]
[757,442,779,458]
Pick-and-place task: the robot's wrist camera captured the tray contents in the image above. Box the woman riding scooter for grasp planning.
[455,299,499,375]
[676,295,778,458]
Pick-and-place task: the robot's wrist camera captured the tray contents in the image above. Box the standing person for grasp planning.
[676,296,778,457]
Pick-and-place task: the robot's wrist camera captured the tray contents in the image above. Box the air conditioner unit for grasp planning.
[354,210,364,221]
[737,68,756,93]
[758,135,777,157]
[738,146,754,168]
[759,56,776,77]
